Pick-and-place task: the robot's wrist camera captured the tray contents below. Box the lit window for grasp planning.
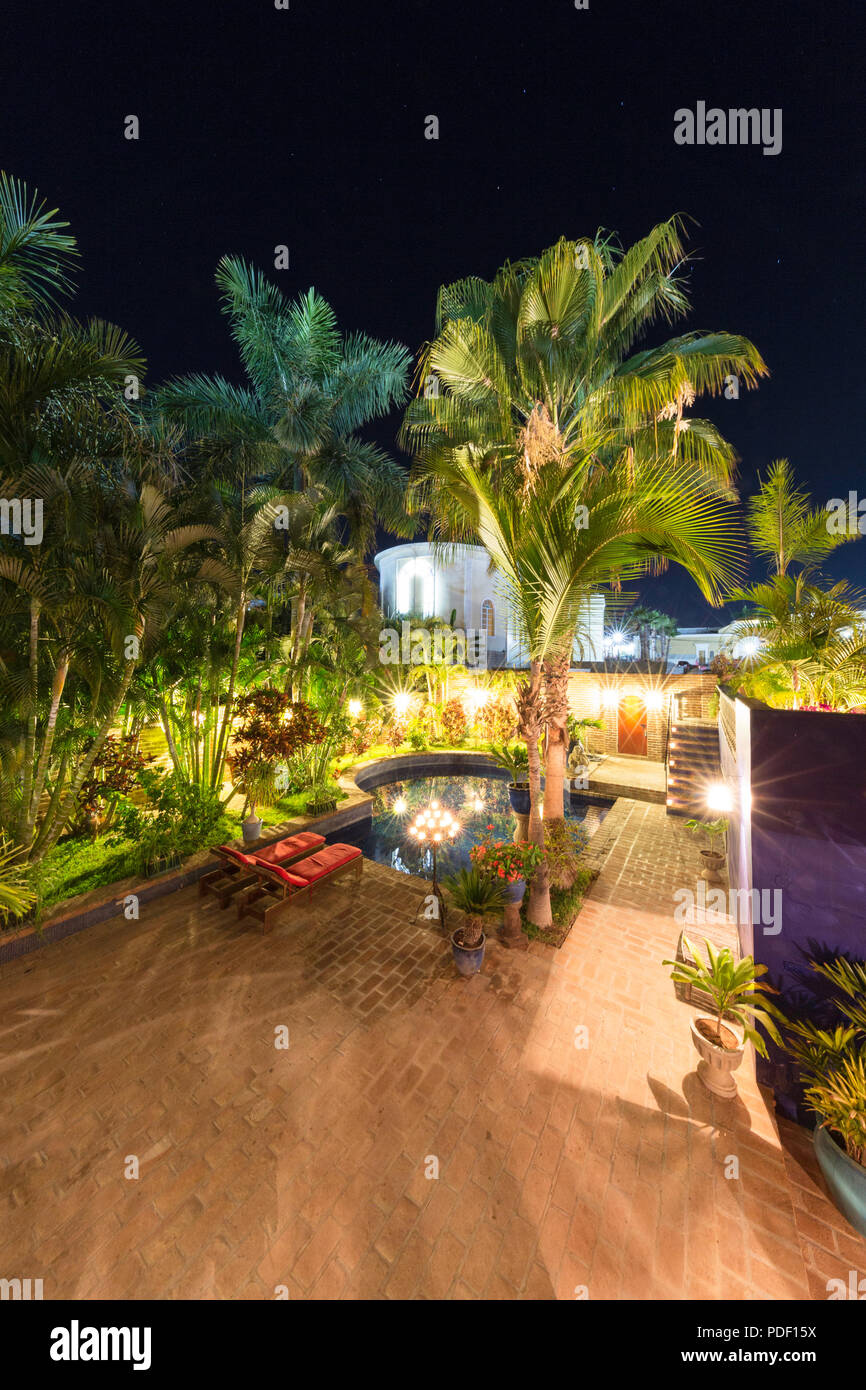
[396,558,434,616]
[481,599,495,636]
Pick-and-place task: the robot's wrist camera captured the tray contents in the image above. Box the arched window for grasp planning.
[396,558,434,617]
[481,599,495,637]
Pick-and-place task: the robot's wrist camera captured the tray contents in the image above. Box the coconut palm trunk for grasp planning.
[542,648,571,822]
[519,662,552,928]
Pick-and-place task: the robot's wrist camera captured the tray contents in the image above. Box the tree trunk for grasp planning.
[212,593,246,791]
[18,597,40,845]
[30,661,136,864]
[22,653,69,847]
[519,661,551,928]
[158,694,183,775]
[542,650,570,822]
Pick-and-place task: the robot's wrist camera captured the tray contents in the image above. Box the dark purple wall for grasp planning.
[746,704,866,1115]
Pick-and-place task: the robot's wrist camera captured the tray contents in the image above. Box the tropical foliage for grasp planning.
[783,956,866,1167]
[0,174,411,922]
[726,461,866,709]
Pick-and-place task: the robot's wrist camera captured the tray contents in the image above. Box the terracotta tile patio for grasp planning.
[1,800,863,1300]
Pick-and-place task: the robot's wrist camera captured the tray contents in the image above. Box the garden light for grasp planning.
[348,699,363,719]
[393,797,407,815]
[393,692,411,716]
[706,782,733,813]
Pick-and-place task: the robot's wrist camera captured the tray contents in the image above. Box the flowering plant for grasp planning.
[470,827,543,883]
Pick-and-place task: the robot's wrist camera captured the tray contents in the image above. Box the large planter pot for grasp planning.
[242,815,263,844]
[814,1123,866,1238]
[503,879,526,906]
[451,928,486,977]
[700,849,726,884]
[689,1016,744,1098]
[508,783,531,816]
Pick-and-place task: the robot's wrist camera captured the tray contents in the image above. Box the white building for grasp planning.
[373,542,605,669]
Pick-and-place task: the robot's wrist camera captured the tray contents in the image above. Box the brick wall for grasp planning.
[567,670,717,762]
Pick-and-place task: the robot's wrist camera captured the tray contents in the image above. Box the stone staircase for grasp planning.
[665,717,722,817]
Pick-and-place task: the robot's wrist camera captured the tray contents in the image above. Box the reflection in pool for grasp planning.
[345,772,611,881]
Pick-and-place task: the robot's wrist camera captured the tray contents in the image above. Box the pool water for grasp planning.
[343,772,611,881]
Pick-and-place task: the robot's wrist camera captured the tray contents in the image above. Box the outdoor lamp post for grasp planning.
[408,800,459,928]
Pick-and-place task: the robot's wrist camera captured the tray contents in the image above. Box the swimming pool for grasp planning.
[341,772,611,881]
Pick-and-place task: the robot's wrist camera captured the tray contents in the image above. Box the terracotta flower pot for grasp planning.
[700,849,726,884]
[690,1016,744,1098]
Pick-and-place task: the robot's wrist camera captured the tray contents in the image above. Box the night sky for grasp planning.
[4,0,864,623]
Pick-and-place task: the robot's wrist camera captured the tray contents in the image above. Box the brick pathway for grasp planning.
[1,803,863,1299]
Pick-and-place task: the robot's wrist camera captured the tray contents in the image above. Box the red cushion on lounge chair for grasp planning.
[218,845,256,869]
[260,831,326,863]
[252,858,306,886]
[284,843,361,883]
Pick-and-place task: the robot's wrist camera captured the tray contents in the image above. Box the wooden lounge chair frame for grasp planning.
[236,848,363,933]
[198,834,325,909]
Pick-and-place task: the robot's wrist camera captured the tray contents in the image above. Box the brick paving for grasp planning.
[1,802,863,1300]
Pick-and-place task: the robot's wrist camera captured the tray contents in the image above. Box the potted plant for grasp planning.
[470,829,543,907]
[663,937,783,1098]
[238,762,274,843]
[684,817,729,884]
[305,785,338,817]
[444,866,506,977]
[488,743,531,815]
[783,956,866,1236]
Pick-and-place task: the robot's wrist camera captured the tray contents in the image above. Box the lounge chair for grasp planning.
[198,831,326,909]
[236,842,363,933]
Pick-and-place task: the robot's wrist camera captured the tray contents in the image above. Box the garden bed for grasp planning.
[521,867,597,949]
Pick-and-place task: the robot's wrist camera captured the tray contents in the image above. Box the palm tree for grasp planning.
[403,220,766,521]
[0,172,78,317]
[733,461,865,708]
[437,452,744,925]
[158,257,412,552]
[0,311,149,852]
[731,575,866,710]
[629,605,678,663]
[747,458,854,577]
[403,221,763,920]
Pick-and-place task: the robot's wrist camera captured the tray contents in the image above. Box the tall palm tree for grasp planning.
[402,221,764,918]
[747,458,854,577]
[0,312,148,851]
[158,256,413,552]
[439,451,744,924]
[403,220,767,523]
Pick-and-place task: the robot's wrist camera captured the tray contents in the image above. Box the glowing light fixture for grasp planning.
[393,692,411,716]
[393,797,408,815]
[645,690,665,712]
[706,782,734,813]
[348,699,363,719]
[601,687,620,708]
